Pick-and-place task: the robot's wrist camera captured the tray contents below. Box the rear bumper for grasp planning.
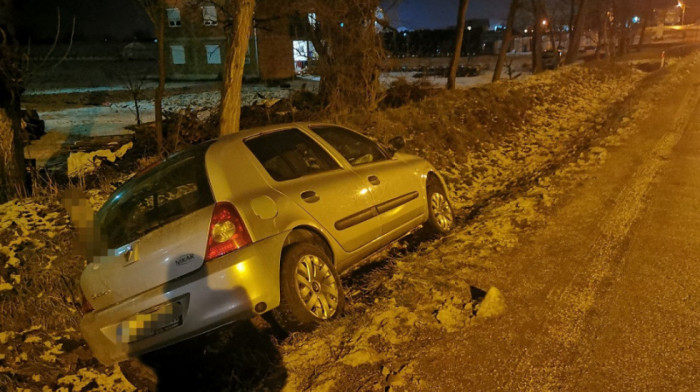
[81,233,287,365]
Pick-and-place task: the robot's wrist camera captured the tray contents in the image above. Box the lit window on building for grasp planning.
[166,8,181,27]
[171,45,186,64]
[205,45,221,64]
[202,5,217,26]
[308,13,317,27]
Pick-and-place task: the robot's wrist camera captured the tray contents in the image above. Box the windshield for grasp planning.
[97,142,215,248]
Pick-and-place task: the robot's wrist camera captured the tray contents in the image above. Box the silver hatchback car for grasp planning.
[80,123,454,365]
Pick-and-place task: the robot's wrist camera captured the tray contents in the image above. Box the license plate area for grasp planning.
[102,298,185,344]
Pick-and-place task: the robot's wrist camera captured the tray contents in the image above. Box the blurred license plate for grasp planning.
[111,301,183,344]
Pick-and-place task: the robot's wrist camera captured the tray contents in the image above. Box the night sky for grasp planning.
[17,0,511,43]
[15,0,699,43]
[15,0,151,42]
[384,0,512,30]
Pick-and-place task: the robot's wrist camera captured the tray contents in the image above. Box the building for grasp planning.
[162,0,294,81]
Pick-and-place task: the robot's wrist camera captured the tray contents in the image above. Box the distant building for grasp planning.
[466,19,506,32]
[162,0,294,81]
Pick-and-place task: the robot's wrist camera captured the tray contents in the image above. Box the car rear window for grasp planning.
[244,128,340,181]
[97,142,215,248]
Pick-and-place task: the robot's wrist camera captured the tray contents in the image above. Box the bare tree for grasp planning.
[297,0,386,114]
[1,4,75,201]
[602,7,614,61]
[493,0,520,82]
[219,0,256,135]
[135,0,165,154]
[116,59,151,126]
[531,0,546,73]
[22,8,76,84]
[447,0,470,90]
[565,0,587,64]
[636,8,651,50]
[0,1,25,202]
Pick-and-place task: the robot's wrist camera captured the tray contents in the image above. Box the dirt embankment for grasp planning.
[0,54,695,391]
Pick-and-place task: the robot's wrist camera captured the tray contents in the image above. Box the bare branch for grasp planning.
[49,16,76,70]
[36,7,62,71]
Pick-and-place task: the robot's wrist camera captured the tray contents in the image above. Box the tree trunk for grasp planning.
[565,0,587,64]
[154,6,165,155]
[134,93,141,125]
[603,11,614,61]
[531,0,545,73]
[447,0,470,90]
[0,8,27,203]
[493,0,519,82]
[220,0,255,135]
[0,106,25,203]
[619,26,629,55]
[637,10,649,51]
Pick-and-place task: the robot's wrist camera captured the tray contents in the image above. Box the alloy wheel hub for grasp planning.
[294,254,339,319]
[431,192,454,230]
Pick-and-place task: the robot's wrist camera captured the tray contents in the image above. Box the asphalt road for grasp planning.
[412,71,700,390]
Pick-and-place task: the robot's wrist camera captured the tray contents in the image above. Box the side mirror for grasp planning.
[388,136,406,152]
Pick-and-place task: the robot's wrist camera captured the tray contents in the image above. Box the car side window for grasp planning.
[311,125,388,166]
[245,128,340,181]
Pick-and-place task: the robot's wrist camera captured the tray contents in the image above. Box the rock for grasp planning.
[436,305,465,332]
[477,287,506,318]
[340,347,382,367]
[387,373,406,387]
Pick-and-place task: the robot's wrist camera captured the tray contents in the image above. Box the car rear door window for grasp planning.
[311,125,388,166]
[97,142,214,248]
[245,128,340,181]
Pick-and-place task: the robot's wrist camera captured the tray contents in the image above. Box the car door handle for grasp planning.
[301,190,320,203]
[368,175,380,185]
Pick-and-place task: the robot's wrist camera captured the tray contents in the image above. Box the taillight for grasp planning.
[204,202,252,262]
[81,291,94,314]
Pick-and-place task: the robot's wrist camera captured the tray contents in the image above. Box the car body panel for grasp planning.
[81,231,287,365]
[82,205,213,311]
[346,157,425,235]
[261,168,381,253]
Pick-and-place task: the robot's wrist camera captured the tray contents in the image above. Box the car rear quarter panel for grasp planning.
[205,136,348,264]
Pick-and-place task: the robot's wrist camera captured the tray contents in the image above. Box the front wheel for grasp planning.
[424,181,454,235]
[272,243,345,332]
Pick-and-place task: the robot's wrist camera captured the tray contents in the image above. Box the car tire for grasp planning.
[272,242,345,332]
[424,179,455,235]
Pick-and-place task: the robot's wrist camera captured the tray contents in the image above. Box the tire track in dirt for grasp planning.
[512,73,700,391]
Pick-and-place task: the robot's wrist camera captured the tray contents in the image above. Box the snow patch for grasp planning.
[67,142,133,177]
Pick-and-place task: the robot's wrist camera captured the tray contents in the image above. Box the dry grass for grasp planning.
[345,62,637,169]
[2,55,693,390]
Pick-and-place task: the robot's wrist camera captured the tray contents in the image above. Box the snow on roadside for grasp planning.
[275,55,700,391]
[67,142,133,178]
[2,54,699,391]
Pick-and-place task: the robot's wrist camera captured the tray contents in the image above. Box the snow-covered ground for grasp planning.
[24,80,313,167]
[380,71,511,88]
[4,51,698,392]
[24,71,509,168]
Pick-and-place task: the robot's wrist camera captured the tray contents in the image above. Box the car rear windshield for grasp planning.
[97,142,215,248]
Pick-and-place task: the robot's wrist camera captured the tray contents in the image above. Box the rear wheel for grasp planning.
[424,180,454,235]
[272,243,344,332]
